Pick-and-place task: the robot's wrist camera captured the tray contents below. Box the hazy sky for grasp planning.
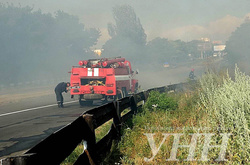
[1,0,250,47]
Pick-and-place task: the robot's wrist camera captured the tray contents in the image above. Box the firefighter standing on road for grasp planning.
[55,82,70,108]
[189,68,195,80]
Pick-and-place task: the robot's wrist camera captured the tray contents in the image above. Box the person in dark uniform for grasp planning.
[55,82,70,108]
[189,68,195,80]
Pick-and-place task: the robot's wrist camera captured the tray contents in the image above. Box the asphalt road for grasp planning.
[0,91,97,159]
[0,59,218,160]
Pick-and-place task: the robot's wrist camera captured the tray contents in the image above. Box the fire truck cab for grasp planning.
[70,57,138,106]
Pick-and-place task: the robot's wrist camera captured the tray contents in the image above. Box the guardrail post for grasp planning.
[113,101,121,140]
[143,90,149,101]
[74,114,97,165]
[130,95,138,114]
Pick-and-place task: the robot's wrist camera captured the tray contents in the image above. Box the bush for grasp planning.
[199,66,250,163]
[144,91,178,111]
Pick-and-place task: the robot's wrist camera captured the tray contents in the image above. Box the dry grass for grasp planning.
[115,89,207,165]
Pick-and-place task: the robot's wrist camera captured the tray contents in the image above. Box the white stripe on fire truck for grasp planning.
[94,68,99,76]
[115,75,131,81]
[87,68,92,76]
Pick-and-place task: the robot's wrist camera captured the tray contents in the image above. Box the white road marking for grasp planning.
[0,100,78,117]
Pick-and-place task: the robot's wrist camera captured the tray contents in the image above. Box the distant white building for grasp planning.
[213,45,226,57]
[213,45,226,51]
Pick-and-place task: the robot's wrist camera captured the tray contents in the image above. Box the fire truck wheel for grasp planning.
[135,83,139,93]
[79,95,93,106]
[102,96,108,103]
[79,100,93,106]
[85,100,93,106]
[122,87,128,97]
[116,89,122,100]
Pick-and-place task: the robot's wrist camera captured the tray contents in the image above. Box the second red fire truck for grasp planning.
[70,57,139,106]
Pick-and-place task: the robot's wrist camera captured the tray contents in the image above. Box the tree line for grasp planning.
[0,4,100,85]
[103,5,208,68]
[103,5,250,72]
[0,4,249,85]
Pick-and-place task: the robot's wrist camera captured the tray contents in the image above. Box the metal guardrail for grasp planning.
[1,83,187,165]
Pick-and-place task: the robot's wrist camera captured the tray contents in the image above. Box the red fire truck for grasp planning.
[70,57,139,105]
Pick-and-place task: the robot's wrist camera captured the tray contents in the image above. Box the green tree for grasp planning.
[112,5,146,45]
[146,37,188,65]
[185,40,201,58]
[226,18,250,72]
[102,5,146,62]
[0,4,100,85]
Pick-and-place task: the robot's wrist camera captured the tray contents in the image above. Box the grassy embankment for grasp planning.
[62,66,249,164]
